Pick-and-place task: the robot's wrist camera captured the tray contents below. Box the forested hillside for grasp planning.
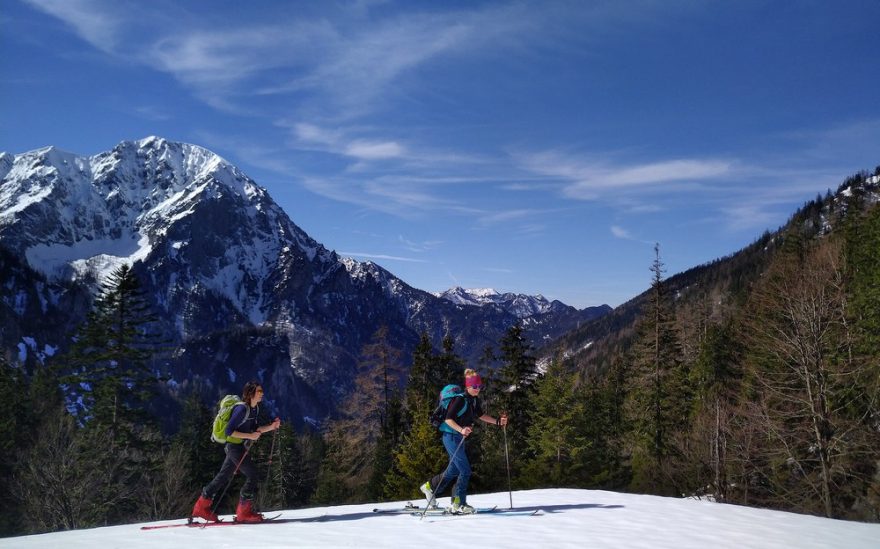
[539,167,880,520]
[1,168,877,537]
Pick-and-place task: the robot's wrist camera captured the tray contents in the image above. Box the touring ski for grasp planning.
[373,503,497,515]
[141,514,285,530]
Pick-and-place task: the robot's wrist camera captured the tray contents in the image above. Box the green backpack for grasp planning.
[211,395,246,444]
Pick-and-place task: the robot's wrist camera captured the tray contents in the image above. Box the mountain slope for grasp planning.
[0,137,610,423]
[547,168,880,374]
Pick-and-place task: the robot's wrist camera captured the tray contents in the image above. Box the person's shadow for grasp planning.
[300,502,624,522]
[503,503,624,513]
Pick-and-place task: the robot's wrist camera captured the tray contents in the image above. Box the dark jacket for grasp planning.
[440,394,483,433]
[225,403,259,442]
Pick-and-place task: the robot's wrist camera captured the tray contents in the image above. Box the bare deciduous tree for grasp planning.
[742,241,877,518]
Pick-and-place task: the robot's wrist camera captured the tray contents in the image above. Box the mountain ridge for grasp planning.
[0,137,610,424]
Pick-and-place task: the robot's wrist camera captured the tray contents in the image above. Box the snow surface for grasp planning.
[3,488,877,549]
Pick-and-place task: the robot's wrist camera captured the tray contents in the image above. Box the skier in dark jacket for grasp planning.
[420,369,508,514]
[191,380,281,523]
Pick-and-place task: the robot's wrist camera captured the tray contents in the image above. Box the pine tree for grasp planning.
[403,332,436,426]
[383,420,446,500]
[60,265,168,523]
[356,326,405,437]
[172,390,223,493]
[0,354,31,535]
[522,359,586,487]
[312,422,363,504]
[257,423,308,510]
[497,323,538,481]
[66,264,167,430]
[626,244,687,496]
[385,333,446,500]
[436,333,466,384]
[686,321,740,501]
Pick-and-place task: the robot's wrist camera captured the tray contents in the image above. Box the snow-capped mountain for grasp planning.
[437,287,567,317]
[0,138,610,423]
[435,287,610,343]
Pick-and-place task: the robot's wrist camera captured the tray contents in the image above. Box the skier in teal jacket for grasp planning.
[420,369,508,514]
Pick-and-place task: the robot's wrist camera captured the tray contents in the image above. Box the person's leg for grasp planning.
[448,442,471,505]
[435,433,465,498]
[238,451,259,501]
[202,444,241,498]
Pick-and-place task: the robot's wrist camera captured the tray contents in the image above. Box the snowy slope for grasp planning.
[3,489,877,549]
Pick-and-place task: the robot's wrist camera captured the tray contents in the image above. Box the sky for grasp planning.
[4,488,879,548]
[2,1,879,308]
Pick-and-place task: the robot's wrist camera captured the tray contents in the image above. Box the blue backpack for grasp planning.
[429,384,468,430]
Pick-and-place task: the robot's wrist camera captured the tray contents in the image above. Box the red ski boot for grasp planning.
[235,499,263,523]
[191,495,219,522]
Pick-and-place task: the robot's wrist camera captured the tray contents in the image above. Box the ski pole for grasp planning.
[261,427,280,508]
[502,421,513,509]
[212,440,253,514]
[421,434,467,520]
[267,426,279,466]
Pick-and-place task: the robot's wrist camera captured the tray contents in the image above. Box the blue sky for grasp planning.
[2,0,878,308]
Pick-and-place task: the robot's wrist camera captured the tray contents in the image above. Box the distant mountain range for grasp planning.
[0,137,609,425]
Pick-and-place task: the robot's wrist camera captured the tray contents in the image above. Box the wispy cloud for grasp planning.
[24,0,123,53]
[610,225,632,239]
[520,151,733,199]
[611,225,653,244]
[29,0,546,121]
[398,235,443,253]
[515,146,867,234]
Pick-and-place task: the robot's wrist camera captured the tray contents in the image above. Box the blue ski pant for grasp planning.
[430,431,471,504]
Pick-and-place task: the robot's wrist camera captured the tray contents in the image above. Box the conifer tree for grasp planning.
[61,264,168,523]
[522,359,586,487]
[403,332,436,425]
[172,390,223,493]
[385,334,447,499]
[66,264,167,432]
[0,354,30,534]
[578,373,629,488]
[313,422,363,504]
[626,244,688,496]
[497,323,538,479]
[686,321,740,501]
[258,423,310,510]
[436,333,466,384]
[383,420,446,500]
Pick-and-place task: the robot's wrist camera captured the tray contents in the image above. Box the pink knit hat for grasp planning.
[465,374,483,388]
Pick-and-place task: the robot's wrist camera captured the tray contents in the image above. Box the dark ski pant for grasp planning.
[430,431,471,504]
[203,442,259,501]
